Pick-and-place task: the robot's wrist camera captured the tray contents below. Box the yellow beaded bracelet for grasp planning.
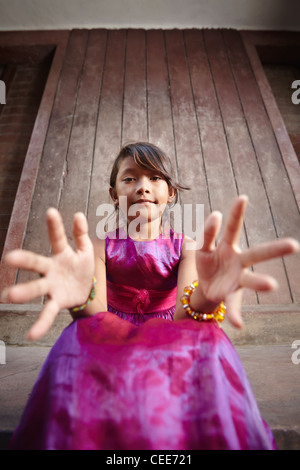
[70,277,97,313]
[180,280,226,323]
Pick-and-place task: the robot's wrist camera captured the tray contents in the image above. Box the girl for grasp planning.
[4,142,299,450]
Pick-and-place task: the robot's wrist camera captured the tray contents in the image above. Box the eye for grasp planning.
[151,175,162,181]
[123,177,135,182]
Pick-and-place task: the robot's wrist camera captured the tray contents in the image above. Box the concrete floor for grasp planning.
[0,343,299,450]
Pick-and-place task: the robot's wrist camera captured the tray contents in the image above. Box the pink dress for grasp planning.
[9,229,276,450]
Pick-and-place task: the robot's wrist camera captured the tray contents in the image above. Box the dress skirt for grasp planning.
[9,312,276,450]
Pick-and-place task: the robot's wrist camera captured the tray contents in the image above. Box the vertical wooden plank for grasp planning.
[17,29,89,292]
[147,30,174,155]
[185,29,255,305]
[200,29,240,214]
[224,30,299,238]
[58,30,107,241]
[203,29,292,305]
[122,29,147,143]
[147,30,183,235]
[87,30,126,239]
[165,29,210,219]
[224,29,300,304]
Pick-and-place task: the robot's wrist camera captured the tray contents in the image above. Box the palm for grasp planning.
[44,244,94,309]
[195,196,298,327]
[4,209,95,339]
[196,241,243,303]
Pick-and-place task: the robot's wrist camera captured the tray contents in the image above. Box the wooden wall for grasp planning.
[0,29,299,314]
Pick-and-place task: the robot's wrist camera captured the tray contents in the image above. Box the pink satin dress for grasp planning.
[9,229,276,450]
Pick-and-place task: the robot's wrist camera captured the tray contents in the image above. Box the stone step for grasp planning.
[0,343,299,450]
[0,304,300,346]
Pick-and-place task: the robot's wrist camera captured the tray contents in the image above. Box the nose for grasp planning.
[136,176,150,195]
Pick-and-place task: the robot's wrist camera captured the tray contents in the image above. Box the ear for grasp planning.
[167,187,176,204]
[109,187,118,205]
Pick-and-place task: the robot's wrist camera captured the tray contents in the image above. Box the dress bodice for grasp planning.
[105,228,183,291]
[105,228,183,317]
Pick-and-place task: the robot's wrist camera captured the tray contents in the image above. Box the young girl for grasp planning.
[4,142,299,450]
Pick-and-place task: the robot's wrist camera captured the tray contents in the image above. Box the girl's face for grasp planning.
[110,156,175,225]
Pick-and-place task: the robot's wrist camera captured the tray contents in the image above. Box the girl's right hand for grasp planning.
[2,208,95,341]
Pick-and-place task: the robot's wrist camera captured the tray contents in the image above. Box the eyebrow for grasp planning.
[118,165,164,179]
[119,167,137,177]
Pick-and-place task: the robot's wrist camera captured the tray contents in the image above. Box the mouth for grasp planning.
[132,199,157,205]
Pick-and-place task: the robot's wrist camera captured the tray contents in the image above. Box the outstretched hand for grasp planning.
[2,209,95,341]
[196,196,299,328]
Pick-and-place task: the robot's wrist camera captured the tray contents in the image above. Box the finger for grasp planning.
[4,249,51,275]
[26,299,59,341]
[223,195,248,246]
[239,269,278,291]
[241,238,299,268]
[47,208,69,255]
[225,289,243,328]
[73,212,92,252]
[201,211,223,252]
[2,277,49,303]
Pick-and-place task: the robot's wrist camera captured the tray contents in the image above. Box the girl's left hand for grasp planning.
[196,195,299,327]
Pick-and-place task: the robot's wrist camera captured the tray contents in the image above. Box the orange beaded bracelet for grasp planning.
[180,280,226,323]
